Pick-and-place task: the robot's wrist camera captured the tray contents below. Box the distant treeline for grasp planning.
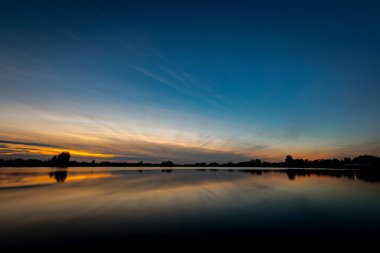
[0,153,379,169]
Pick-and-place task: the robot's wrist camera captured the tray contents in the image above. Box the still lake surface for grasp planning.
[1,167,380,247]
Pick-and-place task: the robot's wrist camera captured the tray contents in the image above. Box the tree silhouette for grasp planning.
[50,152,71,167]
[161,161,174,167]
[285,155,293,163]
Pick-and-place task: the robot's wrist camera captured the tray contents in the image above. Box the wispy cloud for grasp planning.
[131,64,228,109]
[0,131,266,163]
[0,139,116,159]
[0,140,59,148]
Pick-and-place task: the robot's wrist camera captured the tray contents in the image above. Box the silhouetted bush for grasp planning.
[161,161,174,167]
[1,153,380,172]
[49,152,71,167]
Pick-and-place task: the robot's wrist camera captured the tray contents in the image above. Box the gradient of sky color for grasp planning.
[0,0,380,163]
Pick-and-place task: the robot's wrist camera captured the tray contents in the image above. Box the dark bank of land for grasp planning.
[0,152,379,169]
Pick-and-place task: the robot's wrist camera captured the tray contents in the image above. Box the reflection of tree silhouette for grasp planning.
[237,169,263,175]
[356,169,380,183]
[49,169,68,183]
[234,168,380,183]
[287,170,296,180]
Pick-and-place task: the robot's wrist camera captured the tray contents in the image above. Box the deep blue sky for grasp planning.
[0,0,379,162]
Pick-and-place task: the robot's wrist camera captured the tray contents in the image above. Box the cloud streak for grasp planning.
[0,137,252,163]
[0,139,116,159]
[0,140,59,148]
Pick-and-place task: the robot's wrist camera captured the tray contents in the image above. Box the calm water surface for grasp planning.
[0,167,379,247]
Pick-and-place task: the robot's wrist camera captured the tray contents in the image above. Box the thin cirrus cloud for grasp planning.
[132,65,226,108]
[0,136,247,163]
[0,140,116,159]
[1,94,378,163]
[0,137,265,163]
[0,140,60,148]
[0,99,276,163]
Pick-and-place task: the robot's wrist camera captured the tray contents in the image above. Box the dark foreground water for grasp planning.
[0,167,379,248]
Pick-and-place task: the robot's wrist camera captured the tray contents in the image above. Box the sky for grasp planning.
[0,0,380,163]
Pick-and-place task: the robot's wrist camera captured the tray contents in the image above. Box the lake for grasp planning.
[1,167,380,248]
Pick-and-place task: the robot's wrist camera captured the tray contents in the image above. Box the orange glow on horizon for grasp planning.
[1,143,116,159]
